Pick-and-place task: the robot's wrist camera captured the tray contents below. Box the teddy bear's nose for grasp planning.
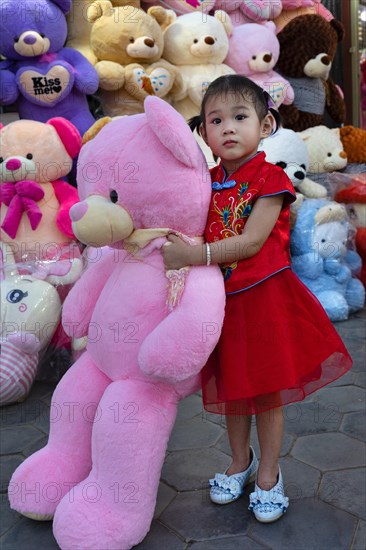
[23,34,37,45]
[144,38,155,48]
[321,55,331,66]
[6,159,22,171]
[204,36,215,45]
[339,151,347,159]
[263,54,272,63]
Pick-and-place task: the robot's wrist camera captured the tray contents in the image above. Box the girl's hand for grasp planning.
[162,234,192,270]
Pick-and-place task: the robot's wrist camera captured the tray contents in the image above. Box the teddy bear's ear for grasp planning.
[330,19,344,42]
[46,118,82,158]
[264,21,276,33]
[52,0,71,14]
[214,10,233,37]
[147,6,176,30]
[87,0,114,23]
[82,117,113,144]
[144,97,201,168]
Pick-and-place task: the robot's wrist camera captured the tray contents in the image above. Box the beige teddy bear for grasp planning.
[162,9,235,122]
[86,1,184,116]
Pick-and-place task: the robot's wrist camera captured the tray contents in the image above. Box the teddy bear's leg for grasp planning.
[53,378,178,550]
[8,352,110,519]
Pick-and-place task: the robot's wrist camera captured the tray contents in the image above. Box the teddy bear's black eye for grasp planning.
[110,190,118,203]
[327,153,332,157]
[0,157,3,163]
[40,34,45,38]
[14,37,19,43]
[276,161,287,169]
[7,289,28,304]
[193,39,198,43]
[26,153,33,160]
[252,56,256,60]
[321,239,326,243]
[129,38,134,43]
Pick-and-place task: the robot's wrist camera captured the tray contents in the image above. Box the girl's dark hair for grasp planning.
[188,74,281,135]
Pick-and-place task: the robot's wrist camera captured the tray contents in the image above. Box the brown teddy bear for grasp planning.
[275,14,346,132]
[339,126,366,164]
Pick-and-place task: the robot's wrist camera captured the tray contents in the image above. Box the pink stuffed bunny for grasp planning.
[9,96,225,549]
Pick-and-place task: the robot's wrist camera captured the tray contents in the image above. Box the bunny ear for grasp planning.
[144,96,202,168]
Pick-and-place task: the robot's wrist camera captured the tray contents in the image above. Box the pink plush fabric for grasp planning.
[9,97,226,549]
[46,117,82,159]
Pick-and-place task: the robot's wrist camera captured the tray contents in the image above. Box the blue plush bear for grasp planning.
[291,199,365,322]
[0,0,99,136]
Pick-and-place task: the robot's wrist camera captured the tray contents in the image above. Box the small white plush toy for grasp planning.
[298,125,348,173]
[261,127,328,198]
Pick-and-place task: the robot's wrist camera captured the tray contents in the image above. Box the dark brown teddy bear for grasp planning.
[275,14,346,132]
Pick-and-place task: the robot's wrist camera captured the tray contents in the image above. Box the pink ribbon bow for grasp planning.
[0,181,45,239]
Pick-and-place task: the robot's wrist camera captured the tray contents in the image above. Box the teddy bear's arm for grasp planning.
[60,48,99,95]
[138,266,225,383]
[291,252,323,279]
[94,61,125,91]
[324,78,346,124]
[0,63,19,104]
[279,103,300,128]
[62,250,120,338]
[51,180,80,239]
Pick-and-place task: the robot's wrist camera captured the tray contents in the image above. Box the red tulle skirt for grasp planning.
[202,268,353,416]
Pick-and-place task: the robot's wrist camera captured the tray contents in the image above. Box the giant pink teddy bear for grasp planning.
[8,96,226,549]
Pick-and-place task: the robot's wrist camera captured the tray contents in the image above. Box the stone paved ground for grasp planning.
[1,309,365,550]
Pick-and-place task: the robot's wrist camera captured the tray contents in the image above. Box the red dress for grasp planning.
[202,152,352,415]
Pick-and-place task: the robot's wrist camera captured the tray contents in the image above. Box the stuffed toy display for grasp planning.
[66,0,141,65]
[0,118,82,266]
[0,0,99,137]
[214,0,283,26]
[88,2,184,117]
[224,21,294,108]
[339,126,366,164]
[290,198,365,321]
[162,9,234,121]
[298,125,348,173]
[261,127,327,198]
[0,243,82,406]
[334,173,366,288]
[274,0,334,33]
[9,96,226,550]
[275,14,346,132]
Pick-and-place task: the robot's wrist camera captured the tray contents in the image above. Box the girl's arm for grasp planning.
[163,195,283,270]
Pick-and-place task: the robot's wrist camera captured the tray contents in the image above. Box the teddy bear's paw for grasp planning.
[8,447,89,519]
[296,178,328,198]
[125,65,173,99]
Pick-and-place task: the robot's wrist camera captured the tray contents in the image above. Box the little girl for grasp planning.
[162,75,352,523]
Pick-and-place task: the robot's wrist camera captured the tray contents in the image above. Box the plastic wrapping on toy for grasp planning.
[290,198,365,322]
[0,242,84,405]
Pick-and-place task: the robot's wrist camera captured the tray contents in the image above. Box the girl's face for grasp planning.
[201,92,274,174]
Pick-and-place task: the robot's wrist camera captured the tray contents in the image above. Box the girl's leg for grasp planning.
[255,406,284,489]
[226,413,252,475]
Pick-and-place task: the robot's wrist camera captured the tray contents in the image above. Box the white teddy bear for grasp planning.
[298,125,348,173]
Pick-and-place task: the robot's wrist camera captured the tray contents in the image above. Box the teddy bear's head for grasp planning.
[0,118,81,184]
[162,10,232,66]
[69,96,210,247]
[217,0,283,26]
[225,21,279,76]
[276,14,344,79]
[299,125,347,173]
[290,198,348,258]
[0,0,71,60]
[88,1,168,64]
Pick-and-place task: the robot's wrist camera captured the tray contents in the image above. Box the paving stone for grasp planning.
[249,497,356,550]
[0,499,22,537]
[328,369,355,387]
[279,457,321,501]
[22,435,49,458]
[215,429,294,459]
[0,399,50,428]
[292,433,366,471]
[351,520,366,550]
[0,517,58,550]
[177,394,204,420]
[0,426,45,455]
[135,521,186,550]
[341,339,366,372]
[167,416,224,452]
[189,535,268,549]
[0,456,23,494]
[354,371,366,388]
[319,468,366,519]
[335,317,366,340]
[26,382,56,404]
[306,385,365,414]
[284,400,342,436]
[160,490,251,540]
[154,482,177,518]
[340,411,366,441]
[161,448,231,491]
[200,410,227,428]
